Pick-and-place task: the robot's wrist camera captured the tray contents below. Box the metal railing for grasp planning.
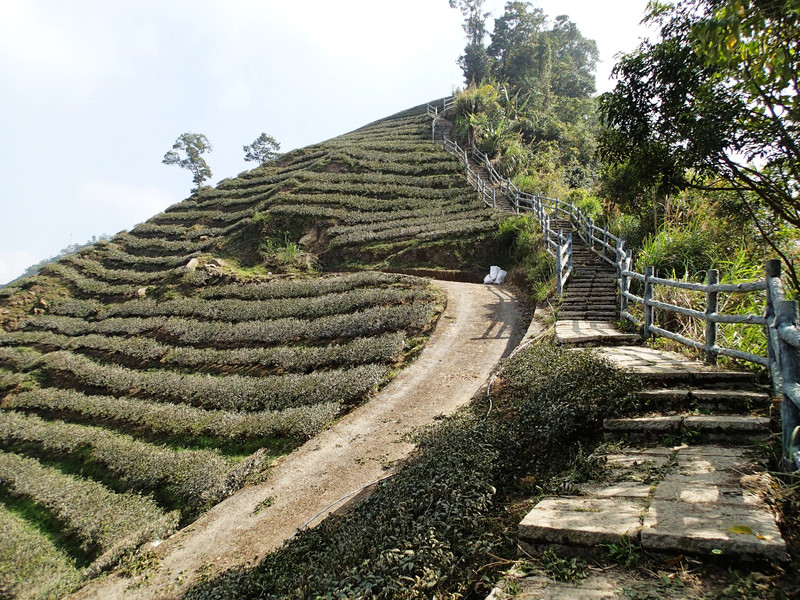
[428,106,800,470]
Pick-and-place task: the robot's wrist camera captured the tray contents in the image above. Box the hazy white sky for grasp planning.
[0,0,651,284]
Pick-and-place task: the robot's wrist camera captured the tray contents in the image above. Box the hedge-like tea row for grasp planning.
[99,246,202,271]
[270,191,476,214]
[282,180,467,200]
[291,170,463,190]
[8,388,340,441]
[0,411,239,517]
[39,350,390,412]
[41,262,138,298]
[62,255,183,285]
[326,208,489,238]
[267,202,477,227]
[97,286,421,322]
[328,216,497,248]
[0,345,42,370]
[0,450,178,563]
[0,504,81,600]
[115,232,222,256]
[197,271,419,300]
[0,330,405,374]
[23,302,436,347]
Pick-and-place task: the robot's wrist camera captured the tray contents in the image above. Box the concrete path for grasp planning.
[72,281,527,600]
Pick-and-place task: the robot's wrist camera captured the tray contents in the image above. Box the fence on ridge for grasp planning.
[426,98,800,472]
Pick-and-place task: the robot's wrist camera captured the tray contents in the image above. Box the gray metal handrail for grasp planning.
[429,106,800,470]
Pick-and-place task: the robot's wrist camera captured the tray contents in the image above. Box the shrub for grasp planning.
[0,411,237,518]
[0,451,178,568]
[0,504,81,600]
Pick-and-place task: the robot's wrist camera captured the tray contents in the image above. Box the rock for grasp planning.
[185,258,201,273]
[136,287,147,299]
[37,298,48,309]
[207,258,227,268]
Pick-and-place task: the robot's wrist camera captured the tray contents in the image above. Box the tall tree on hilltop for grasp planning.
[488,1,549,91]
[598,0,800,287]
[243,133,281,165]
[162,133,213,192]
[450,0,492,83]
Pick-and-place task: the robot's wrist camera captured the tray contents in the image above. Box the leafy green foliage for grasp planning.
[598,0,800,289]
[243,133,281,165]
[0,504,81,600]
[162,133,213,191]
[184,344,637,599]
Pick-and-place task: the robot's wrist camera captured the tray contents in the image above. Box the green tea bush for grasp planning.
[39,351,390,412]
[198,271,417,300]
[0,330,406,375]
[184,344,639,600]
[23,301,436,347]
[0,451,178,566]
[0,411,236,518]
[9,388,339,441]
[0,504,81,600]
[100,287,421,322]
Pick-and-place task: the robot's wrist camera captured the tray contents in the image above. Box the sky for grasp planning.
[0,0,652,284]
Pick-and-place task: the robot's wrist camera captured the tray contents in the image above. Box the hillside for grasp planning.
[0,102,510,599]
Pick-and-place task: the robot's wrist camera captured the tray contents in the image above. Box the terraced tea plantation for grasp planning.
[0,103,501,598]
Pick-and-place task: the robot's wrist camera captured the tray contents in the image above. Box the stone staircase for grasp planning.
[551,217,618,323]
[498,346,787,599]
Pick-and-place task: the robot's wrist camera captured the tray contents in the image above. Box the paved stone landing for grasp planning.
[595,346,754,381]
[518,446,787,563]
[554,320,640,346]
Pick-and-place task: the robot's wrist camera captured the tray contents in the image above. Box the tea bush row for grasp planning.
[41,263,147,298]
[326,208,489,239]
[46,284,419,322]
[99,246,202,272]
[115,232,221,256]
[39,350,390,412]
[197,271,420,300]
[328,216,496,248]
[0,345,42,370]
[272,191,475,213]
[0,330,405,374]
[129,222,230,240]
[0,450,178,569]
[0,411,239,518]
[8,388,340,441]
[24,302,437,347]
[61,255,183,285]
[291,170,463,190]
[282,180,467,201]
[97,286,424,322]
[0,504,81,600]
[267,202,478,229]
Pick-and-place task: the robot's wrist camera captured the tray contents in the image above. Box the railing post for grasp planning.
[556,233,564,298]
[566,232,573,272]
[643,266,655,339]
[705,269,719,364]
[602,225,609,262]
[766,258,785,395]
[620,249,632,318]
[492,189,496,209]
[776,299,800,471]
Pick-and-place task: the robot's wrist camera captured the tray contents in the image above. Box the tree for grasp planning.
[243,133,281,165]
[162,133,213,191]
[450,0,492,83]
[598,0,800,285]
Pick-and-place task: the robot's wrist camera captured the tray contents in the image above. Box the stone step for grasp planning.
[635,388,772,413]
[603,414,770,442]
[518,445,788,564]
